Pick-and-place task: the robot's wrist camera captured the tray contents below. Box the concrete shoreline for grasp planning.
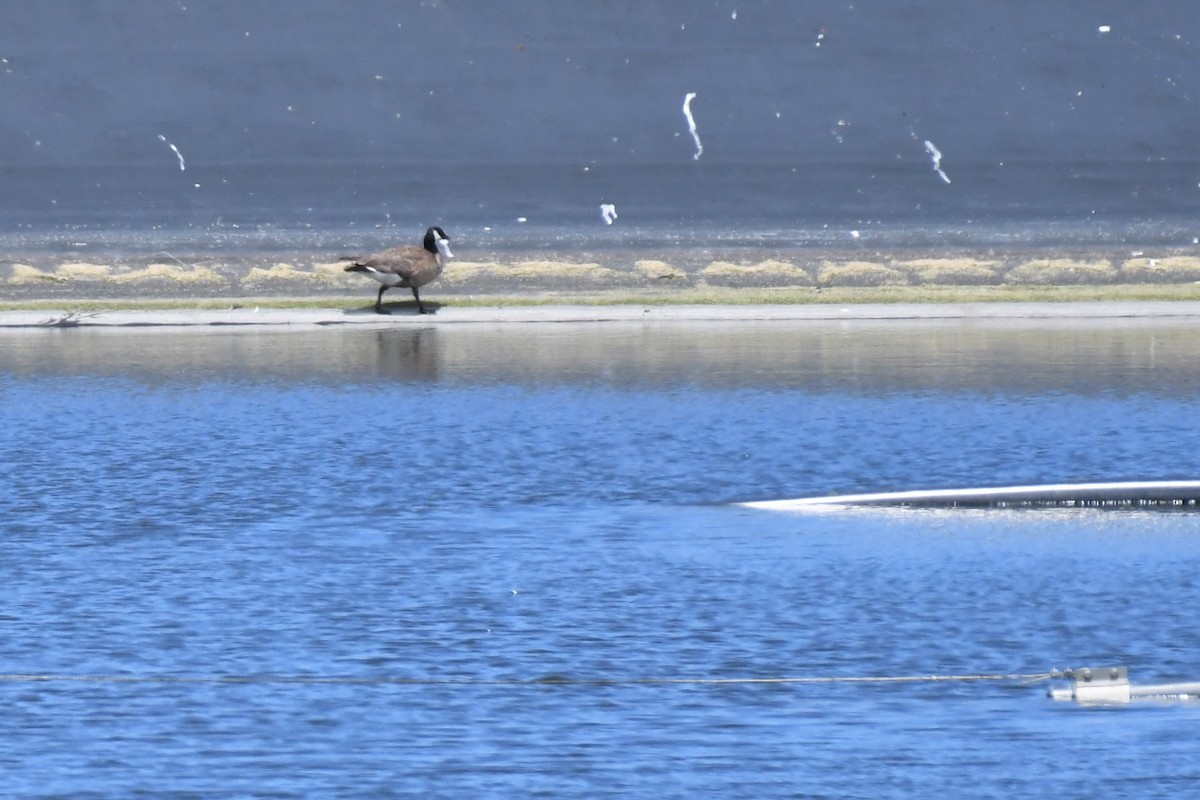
[4,301,1200,329]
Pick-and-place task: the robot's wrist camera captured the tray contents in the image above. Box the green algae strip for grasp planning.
[3,283,1200,313]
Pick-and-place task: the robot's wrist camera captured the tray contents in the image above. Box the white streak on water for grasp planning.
[600,203,618,225]
[682,92,703,160]
[923,139,951,184]
[157,134,186,171]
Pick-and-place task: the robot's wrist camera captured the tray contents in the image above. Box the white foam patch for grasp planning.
[682,92,703,160]
[600,203,618,225]
[158,134,186,171]
[923,139,951,184]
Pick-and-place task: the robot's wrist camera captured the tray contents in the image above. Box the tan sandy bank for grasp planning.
[6,252,1200,301]
[4,301,1200,329]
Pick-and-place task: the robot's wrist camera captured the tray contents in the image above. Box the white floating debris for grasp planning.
[743,480,1200,511]
[831,119,849,143]
[816,29,825,46]
[1098,25,1111,34]
[850,230,861,239]
[731,10,737,20]
[157,134,186,171]
[923,139,951,184]
[682,92,703,160]
[599,203,618,225]
[517,217,528,223]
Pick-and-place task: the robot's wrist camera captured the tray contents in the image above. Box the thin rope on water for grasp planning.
[0,670,1064,687]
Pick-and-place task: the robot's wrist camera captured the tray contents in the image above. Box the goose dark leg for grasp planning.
[412,286,427,314]
[374,285,389,313]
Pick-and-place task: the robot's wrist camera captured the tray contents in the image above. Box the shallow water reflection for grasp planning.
[4,318,1200,394]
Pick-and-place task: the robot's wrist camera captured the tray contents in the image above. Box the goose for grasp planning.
[342,226,452,314]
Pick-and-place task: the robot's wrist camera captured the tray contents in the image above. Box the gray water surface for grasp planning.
[5,2,1200,246]
[2,321,1198,797]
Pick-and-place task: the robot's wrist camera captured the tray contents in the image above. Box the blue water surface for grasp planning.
[1,323,1199,798]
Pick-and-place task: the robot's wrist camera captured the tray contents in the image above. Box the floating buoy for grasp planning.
[1048,666,1200,705]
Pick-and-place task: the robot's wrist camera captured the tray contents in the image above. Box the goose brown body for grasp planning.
[343,226,452,314]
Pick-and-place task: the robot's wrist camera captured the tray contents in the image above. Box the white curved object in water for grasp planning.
[740,481,1200,511]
